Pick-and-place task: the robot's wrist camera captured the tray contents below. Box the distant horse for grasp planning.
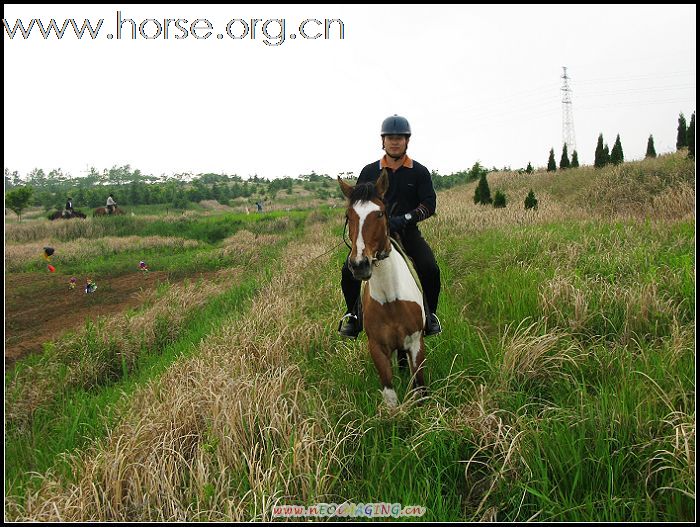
[93,206,125,217]
[48,209,87,220]
[338,169,427,408]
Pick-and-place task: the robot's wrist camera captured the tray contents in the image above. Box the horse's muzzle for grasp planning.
[348,257,372,280]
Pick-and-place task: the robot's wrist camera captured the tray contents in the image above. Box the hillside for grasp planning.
[4,152,695,521]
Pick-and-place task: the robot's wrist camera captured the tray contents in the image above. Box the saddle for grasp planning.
[355,235,429,330]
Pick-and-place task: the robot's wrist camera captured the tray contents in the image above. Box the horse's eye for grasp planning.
[377,212,384,218]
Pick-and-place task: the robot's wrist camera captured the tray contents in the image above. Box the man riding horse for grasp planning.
[339,169,429,407]
[63,196,74,218]
[106,194,117,214]
[338,114,442,339]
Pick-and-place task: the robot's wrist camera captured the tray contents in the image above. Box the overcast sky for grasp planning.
[4,4,696,181]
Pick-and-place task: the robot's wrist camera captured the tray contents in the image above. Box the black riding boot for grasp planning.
[338,296,363,339]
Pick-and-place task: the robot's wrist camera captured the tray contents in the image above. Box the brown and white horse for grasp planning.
[93,206,125,217]
[338,169,427,407]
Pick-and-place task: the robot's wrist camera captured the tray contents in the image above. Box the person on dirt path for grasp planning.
[63,196,74,218]
[338,114,442,339]
[106,194,117,214]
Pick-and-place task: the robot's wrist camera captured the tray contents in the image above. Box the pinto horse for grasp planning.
[338,169,427,407]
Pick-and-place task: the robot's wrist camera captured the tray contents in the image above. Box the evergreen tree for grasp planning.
[594,133,606,168]
[610,134,624,165]
[473,173,492,205]
[677,112,688,150]
[547,148,556,172]
[525,162,533,174]
[645,135,657,158]
[687,111,695,158]
[559,144,570,169]
[603,144,610,165]
[468,161,487,181]
[524,189,538,210]
[493,190,506,208]
[571,150,579,168]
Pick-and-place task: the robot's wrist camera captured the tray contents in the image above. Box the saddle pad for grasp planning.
[389,236,423,296]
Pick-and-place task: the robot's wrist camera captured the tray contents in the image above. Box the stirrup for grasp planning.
[424,313,442,336]
[338,313,361,338]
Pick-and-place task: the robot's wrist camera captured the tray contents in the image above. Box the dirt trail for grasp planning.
[5,271,212,369]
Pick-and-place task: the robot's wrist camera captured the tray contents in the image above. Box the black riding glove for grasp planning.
[388,215,407,233]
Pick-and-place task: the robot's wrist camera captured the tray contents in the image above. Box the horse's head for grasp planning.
[338,169,391,281]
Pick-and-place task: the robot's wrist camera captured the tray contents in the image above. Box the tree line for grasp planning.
[6,111,694,219]
[3,165,338,213]
[472,110,695,212]
[544,110,695,172]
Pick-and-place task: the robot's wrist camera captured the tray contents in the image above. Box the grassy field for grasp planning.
[4,153,695,521]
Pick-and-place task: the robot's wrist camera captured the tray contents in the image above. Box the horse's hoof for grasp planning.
[382,387,398,408]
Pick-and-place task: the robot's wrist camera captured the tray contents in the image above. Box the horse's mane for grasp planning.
[349,182,379,204]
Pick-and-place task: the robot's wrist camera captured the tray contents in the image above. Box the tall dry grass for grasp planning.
[220,230,281,256]
[5,216,125,243]
[539,274,687,342]
[497,319,586,387]
[6,268,239,431]
[5,154,694,521]
[4,236,200,271]
[484,152,695,220]
[6,223,361,521]
[450,384,531,521]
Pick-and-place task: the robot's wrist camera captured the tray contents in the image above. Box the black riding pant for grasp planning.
[341,227,441,315]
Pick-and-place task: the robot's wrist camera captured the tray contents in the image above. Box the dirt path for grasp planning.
[5,271,212,369]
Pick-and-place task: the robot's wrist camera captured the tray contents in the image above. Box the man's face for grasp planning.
[383,134,409,159]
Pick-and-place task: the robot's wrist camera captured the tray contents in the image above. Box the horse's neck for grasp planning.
[368,248,423,307]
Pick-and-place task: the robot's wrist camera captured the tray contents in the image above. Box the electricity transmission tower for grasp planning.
[561,66,576,155]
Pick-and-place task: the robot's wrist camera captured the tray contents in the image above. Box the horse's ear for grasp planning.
[338,176,354,199]
[375,168,389,198]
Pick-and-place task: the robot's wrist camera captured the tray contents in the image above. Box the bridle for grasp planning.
[343,202,391,266]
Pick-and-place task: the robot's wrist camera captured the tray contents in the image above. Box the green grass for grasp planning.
[5,274,265,497]
[290,214,694,521]
[10,209,334,276]
[4,220,299,499]
[85,209,310,243]
[4,159,695,521]
[121,202,209,215]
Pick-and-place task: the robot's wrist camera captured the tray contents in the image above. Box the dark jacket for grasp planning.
[357,156,436,226]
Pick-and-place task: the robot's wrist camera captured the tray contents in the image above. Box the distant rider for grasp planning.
[63,196,74,218]
[106,194,117,214]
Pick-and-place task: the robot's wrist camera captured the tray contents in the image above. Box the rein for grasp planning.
[308,239,345,263]
[344,212,391,267]
[343,216,352,250]
[307,213,387,266]
[343,214,390,265]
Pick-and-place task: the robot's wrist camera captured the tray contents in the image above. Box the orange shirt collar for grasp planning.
[380,154,413,169]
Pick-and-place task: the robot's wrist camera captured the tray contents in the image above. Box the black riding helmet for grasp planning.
[381,114,411,137]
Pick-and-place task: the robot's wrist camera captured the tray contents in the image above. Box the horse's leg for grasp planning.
[397,349,409,372]
[406,332,428,400]
[368,339,397,407]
